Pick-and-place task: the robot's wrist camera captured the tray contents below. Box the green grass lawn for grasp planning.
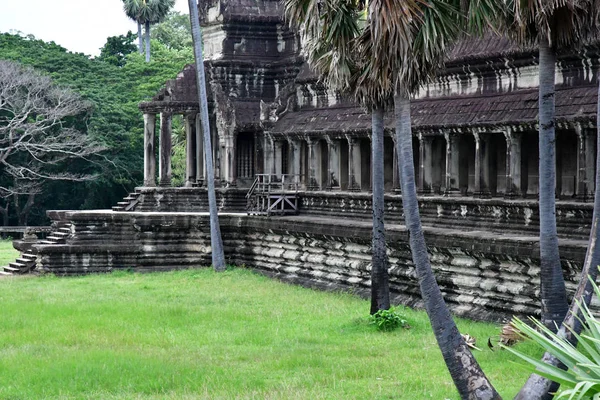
[0,238,18,265]
[0,239,541,399]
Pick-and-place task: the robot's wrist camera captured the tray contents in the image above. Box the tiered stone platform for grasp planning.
[31,187,592,323]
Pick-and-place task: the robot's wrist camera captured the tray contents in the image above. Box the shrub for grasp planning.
[370,307,410,331]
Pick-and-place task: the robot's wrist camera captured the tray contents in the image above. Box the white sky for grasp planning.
[0,0,191,57]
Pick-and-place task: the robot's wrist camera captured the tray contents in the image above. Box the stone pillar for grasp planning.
[504,128,522,198]
[307,138,319,190]
[473,132,491,197]
[288,138,301,185]
[418,134,433,194]
[264,134,275,176]
[159,112,172,186]
[347,136,361,191]
[143,113,156,187]
[327,137,341,189]
[392,135,401,192]
[223,134,236,187]
[576,125,595,201]
[274,140,283,178]
[184,114,196,187]
[444,132,460,195]
[195,114,205,185]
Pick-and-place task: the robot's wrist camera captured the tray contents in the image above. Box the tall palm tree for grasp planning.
[123,0,175,62]
[507,2,600,397]
[187,0,226,271]
[288,0,503,397]
[286,0,391,314]
[122,0,144,54]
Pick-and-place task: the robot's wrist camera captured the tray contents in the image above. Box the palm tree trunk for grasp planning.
[538,38,568,330]
[394,92,500,400]
[515,71,600,400]
[188,0,226,271]
[145,21,151,62]
[370,106,391,314]
[137,22,143,54]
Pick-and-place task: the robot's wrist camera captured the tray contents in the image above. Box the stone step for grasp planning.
[53,231,69,238]
[112,206,124,211]
[39,240,57,245]
[0,270,12,276]
[58,227,71,233]
[21,253,37,261]
[6,264,22,272]
[46,236,63,242]
[16,258,35,265]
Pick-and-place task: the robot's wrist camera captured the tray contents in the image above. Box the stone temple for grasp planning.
[5,0,600,322]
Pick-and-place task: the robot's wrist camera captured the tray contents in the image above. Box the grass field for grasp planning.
[0,240,541,399]
[0,238,17,265]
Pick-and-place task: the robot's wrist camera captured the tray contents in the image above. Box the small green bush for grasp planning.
[370,307,410,331]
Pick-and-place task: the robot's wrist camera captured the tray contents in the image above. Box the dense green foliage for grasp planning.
[151,11,192,50]
[0,256,541,398]
[98,31,138,67]
[0,33,193,224]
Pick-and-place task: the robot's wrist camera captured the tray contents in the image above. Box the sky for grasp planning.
[0,0,191,57]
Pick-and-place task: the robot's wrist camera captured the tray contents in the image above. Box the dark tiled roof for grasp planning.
[271,85,598,134]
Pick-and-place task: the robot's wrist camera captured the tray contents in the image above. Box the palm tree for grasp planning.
[122,0,144,54]
[507,2,600,397]
[187,0,226,271]
[286,0,391,314]
[123,0,175,62]
[288,0,503,397]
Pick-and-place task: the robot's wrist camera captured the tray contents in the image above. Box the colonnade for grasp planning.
[143,112,206,187]
[141,111,596,200]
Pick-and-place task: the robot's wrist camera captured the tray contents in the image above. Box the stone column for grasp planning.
[274,140,283,177]
[576,125,595,201]
[504,128,522,198]
[418,134,433,194]
[473,132,491,197]
[307,138,319,190]
[143,113,156,187]
[195,114,205,185]
[264,134,275,176]
[288,138,301,185]
[159,112,172,186]
[184,114,196,187]
[327,137,341,190]
[223,134,236,187]
[392,135,401,192]
[347,136,360,191]
[444,132,460,195]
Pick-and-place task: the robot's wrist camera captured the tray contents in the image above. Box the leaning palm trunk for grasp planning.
[145,21,151,62]
[537,38,569,330]
[394,92,500,400]
[137,22,143,54]
[370,106,391,314]
[188,0,226,271]
[515,72,600,400]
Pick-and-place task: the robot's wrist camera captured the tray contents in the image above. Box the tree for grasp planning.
[98,31,138,67]
[286,0,391,314]
[504,2,600,398]
[286,0,503,397]
[187,0,226,271]
[151,11,193,50]
[0,60,104,225]
[123,0,175,62]
[122,0,145,54]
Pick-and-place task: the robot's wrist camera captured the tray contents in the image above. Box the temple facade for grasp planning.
[139,0,599,204]
[12,0,600,323]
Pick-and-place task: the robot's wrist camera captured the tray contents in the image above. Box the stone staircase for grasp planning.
[112,191,141,212]
[1,222,72,276]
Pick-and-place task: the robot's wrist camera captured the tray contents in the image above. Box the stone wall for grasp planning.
[36,210,589,322]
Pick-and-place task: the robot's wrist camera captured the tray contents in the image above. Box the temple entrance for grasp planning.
[459,134,476,195]
[236,132,255,186]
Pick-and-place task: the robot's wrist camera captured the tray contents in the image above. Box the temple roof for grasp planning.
[270,85,598,135]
